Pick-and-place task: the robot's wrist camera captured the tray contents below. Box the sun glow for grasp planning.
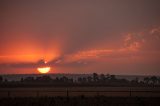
[37,67,51,74]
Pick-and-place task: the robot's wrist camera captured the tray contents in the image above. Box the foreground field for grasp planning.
[0,87,160,97]
[0,96,160,106]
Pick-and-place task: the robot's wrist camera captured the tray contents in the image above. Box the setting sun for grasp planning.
[37,67,51,74]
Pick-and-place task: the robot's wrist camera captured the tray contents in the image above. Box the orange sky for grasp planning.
[0,0,160,75]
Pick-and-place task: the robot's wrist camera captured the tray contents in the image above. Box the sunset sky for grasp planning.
[0,0,160,75]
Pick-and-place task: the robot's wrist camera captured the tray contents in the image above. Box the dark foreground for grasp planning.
[0,96,160,106]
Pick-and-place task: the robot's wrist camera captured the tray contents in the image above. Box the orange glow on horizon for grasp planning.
[0,42,61,63]
[0,32,62,63]
[0,53,60,63]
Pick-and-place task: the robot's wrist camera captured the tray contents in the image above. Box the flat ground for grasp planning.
[0,87,160,97]
[0,96,160,106]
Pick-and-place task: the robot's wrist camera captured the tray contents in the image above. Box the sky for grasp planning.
[0,0,160,75]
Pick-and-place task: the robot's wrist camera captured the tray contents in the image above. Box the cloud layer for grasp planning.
[0,0,160,74]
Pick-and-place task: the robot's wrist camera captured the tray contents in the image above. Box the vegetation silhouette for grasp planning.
[0,73,160,87]
[0,74,160,106]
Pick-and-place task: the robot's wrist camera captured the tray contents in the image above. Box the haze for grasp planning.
[0,0,160,75]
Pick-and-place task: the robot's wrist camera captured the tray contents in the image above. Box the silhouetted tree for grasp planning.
[0,76,3,83]
[100,74,105,82]
[60,76,69,82]
[93,73,99,82]
[69,78,73,83]
[36,76,52,82]
[20,78,24,82]
[105,74,110,80]
[82,77,87,83]
[110,75,116,80]
[131,77,139,84]
[78,77,82,83]
[143,77,150,84]
[150,76,158,85]
[87,76,92,82]
[2,73,160,87]
[55,77,60,82]
[24,77,35,82]
[158,77,160,84]
[4,79,8,82]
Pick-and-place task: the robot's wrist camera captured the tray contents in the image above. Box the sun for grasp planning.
[37,67,51,74]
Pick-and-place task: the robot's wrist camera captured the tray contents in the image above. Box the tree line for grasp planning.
[0,73,160,87]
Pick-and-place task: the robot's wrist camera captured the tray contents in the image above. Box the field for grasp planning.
[0,87,160,98]
[1,97,160,106]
